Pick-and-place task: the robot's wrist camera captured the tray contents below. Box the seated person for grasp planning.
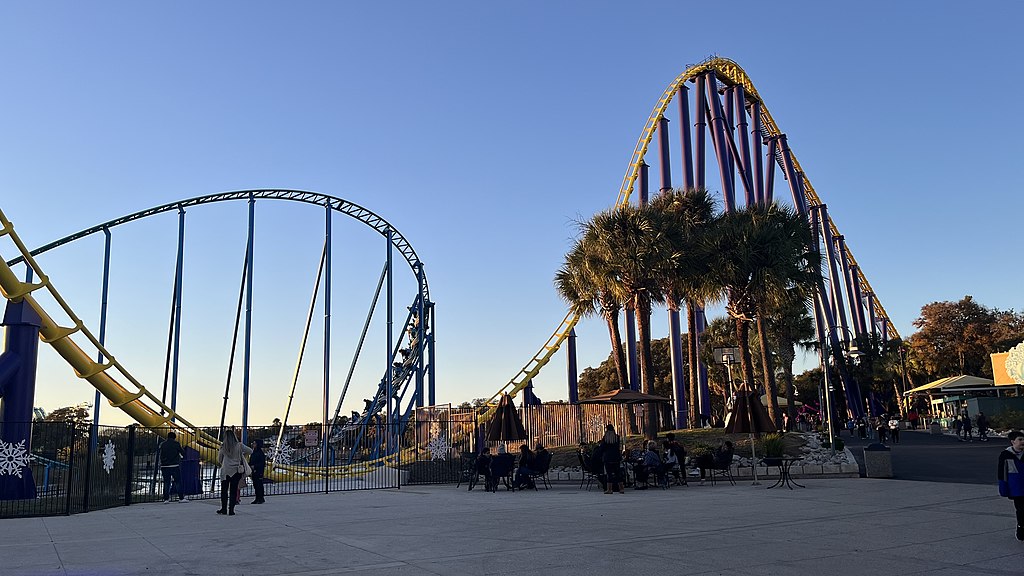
[664,433,687,485]
[695,440,734,485]
[476,447,496,491]
[533,443,551,473]
[513,444,537,490]
[633,441,662,488]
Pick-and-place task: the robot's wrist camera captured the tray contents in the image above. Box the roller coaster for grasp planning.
[0,57,895,501]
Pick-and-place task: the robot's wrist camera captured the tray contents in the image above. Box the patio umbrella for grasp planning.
[486,393,527,442]
[725,386,776,485]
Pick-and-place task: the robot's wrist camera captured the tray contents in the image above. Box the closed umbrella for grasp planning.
[486,393,527,442]
[725,385,776,485]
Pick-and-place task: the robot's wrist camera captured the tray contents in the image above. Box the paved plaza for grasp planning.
[0,476,1017,576]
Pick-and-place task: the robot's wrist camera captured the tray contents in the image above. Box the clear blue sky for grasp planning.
[2,2,1021,427]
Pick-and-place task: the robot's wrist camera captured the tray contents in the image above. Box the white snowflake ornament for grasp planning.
[1006,342,1024,383]
[101,440,116,473]
[426,435,450,461]
[268,443,295,465]
[0,438,31,478]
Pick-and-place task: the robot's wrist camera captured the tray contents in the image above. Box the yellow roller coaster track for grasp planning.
[483,57,898,417]
[0,207,408,481]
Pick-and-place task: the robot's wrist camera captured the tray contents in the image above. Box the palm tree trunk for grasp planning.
[734,316,756,399]
[686,300,698,429]
[755,314,781,430]
[635,293,658,439]
[604,309,629,389]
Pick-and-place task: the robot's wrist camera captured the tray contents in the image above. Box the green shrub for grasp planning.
[758,433,785,458]
[990,410,1024,430]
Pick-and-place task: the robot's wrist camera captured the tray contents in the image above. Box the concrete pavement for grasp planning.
[0,476,1019,576]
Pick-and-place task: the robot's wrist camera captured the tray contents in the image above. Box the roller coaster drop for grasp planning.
[485,57,898,426]
[0,58,897,498]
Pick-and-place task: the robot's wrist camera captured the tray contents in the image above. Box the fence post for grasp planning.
[65,424,77,516]
[82,423,95,513]
[124,424,137,506]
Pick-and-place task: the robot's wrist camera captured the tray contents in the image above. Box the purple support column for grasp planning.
[817,205,852,344]
[810,206,864,418]
[696,308,710,425]
[625,310,639,391]
[638,161,649,206]
[705,73,735,212]
[567,328,579,404]
[657,117,672,194]
[849,264,868,340]
[668,310,686,428]
[778,135,804,213]
[835,236,863,338]
[750,101,764,205]
[735,86,754,207]
[868,289,876,338]
[694,74,707,189]
[0,300,42,500]
[764,136,778,204]
[723,87,736,197]
[677,86,694,189]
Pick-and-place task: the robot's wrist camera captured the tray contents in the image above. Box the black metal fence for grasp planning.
[0,420,403,519]
[1,403,673,517]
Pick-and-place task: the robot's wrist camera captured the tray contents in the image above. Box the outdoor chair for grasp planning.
[708,457,736,486]
[488,453,517,492]
[527,450,553,490]
[456,452,479,490]
[577,450,600,491]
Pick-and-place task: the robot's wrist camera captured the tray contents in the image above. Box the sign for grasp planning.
[303,429,319,447]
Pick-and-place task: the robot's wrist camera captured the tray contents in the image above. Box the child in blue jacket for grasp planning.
[997,430,1024,541]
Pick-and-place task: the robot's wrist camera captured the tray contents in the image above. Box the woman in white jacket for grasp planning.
[217,428,252,516]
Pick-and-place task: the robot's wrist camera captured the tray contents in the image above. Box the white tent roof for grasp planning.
[905,375,995,395]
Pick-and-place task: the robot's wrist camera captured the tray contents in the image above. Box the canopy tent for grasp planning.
[905,375,996,395]
[759,394,802,408]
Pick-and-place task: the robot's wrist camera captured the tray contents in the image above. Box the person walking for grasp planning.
[249,439,266,504]
[217,428,252,516]
[888,415,901,444]
[601,424,624,494]
[977,411,990,442]
[997,430,1024,541]
[158,432,187,503]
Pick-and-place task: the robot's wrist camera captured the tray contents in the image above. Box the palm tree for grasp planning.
[584,204,673,438]
[554,234,629,389]
[764,295,817,426]
[650,188,717,428]
[703,202,821,429]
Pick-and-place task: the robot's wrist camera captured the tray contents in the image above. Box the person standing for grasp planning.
[962,412,974,442]
[249,439,266,504]
[997,430,1024,541]
[601,424,624,494]
[159,432,187,503]
[217,428,252,516]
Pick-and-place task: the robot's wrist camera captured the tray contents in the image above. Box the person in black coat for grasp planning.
[249,439,266,504]
[601,424,624,494]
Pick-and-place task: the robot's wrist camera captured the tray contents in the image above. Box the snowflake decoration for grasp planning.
[268,443,295,465]
[101,440,116,473]
[425,435,450,461]
[0,438,31,478]
[586,415,604,438]
[1006,342,1024,383]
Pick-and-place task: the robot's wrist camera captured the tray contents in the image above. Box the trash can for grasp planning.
[929,421,943,435]
[180,447,203,496]
[863,443,892,478]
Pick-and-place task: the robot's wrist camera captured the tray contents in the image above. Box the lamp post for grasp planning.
[713,346,740,412]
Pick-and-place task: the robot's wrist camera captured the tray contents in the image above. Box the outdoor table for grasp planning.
[762,457,804,490]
